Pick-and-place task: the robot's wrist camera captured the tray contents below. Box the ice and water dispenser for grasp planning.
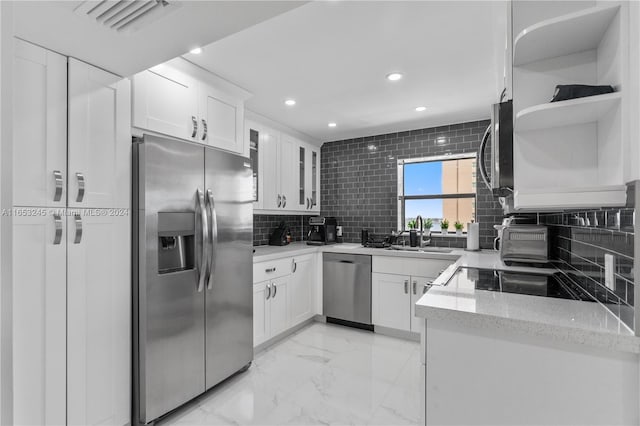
[157,212,195,274]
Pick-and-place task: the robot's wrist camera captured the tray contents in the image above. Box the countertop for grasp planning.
[254,242,640,354]
[415,251,640,354]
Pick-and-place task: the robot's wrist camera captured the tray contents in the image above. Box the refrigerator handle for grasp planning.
[205,188,218,290]
[196,189,209,293]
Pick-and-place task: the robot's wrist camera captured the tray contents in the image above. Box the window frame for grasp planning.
[397,152,478,232]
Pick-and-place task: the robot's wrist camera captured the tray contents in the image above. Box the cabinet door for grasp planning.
[13,39,67,208]
[253,281,270,347]
[199,83,244,154]
[261,129,280,210]
[12,213,66,426]
[410,276,431,333]
[309,146,320,212]
[132,65,198,141]
[67,213,130,426]
[278,134,296,211]
[68,59,131,209]
[372,273,411,331]
[269,276,289,337]
[289,256,314,326]
[296,143,307,210]
[246,121,261,209]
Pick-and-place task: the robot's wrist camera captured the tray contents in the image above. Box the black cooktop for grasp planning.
[451,267,596,302]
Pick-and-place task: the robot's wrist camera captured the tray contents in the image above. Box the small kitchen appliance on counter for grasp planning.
[500,224,549,265]
[268,221,291,246]
[307,217,338,245]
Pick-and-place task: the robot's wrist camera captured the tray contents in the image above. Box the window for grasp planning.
[397,153,477,233]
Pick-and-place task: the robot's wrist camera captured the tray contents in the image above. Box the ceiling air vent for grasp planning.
[73,0,181,34]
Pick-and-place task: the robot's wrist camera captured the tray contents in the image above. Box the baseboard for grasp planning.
[374,325,420,342]
[253,317,316,354]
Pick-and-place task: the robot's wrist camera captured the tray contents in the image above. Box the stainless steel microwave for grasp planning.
[478,100,513,197]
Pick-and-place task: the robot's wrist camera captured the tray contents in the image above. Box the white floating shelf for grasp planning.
[513,5,620,66]
[514,185,627,210]
[515,92,621,132]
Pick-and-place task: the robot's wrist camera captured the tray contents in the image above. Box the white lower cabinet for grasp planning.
[289,255,315,326]
[12,214,67,426]
[372,273,433,333]
[67,213,131,426]
[253,275,290,347]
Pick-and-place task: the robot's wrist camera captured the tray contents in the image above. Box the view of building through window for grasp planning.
[399,155,476,232]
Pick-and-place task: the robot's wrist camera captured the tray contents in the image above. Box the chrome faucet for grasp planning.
[415,215,424,248]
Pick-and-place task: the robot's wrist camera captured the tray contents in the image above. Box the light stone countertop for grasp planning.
[253,242,640,354]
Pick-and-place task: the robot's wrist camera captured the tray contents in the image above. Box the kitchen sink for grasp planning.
[387,245,453,253]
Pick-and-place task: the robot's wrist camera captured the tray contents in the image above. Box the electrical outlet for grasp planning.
[604,253,615,291]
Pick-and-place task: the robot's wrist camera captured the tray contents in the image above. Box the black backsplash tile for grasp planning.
[253,214,317,246]
[320,119,504,249]
[540,206,635,331]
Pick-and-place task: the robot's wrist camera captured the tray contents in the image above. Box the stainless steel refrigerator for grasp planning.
[132,134,253,425]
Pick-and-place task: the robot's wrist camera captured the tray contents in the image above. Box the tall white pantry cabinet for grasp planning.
[12,39,131,426]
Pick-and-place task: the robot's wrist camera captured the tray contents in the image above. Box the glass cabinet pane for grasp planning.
[312,151,317,206]
[249,129,259,202]
[299,146,306,205]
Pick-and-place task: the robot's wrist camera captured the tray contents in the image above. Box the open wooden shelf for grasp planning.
[515,92,620,132]
[513,5,620,66]
[514,184,627,210]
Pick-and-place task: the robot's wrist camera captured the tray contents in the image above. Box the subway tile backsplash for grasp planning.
[253,214,315,246]
[540,206,635,331]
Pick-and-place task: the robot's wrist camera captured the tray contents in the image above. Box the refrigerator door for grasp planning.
[204,148,253,389]
[134,135,206,424]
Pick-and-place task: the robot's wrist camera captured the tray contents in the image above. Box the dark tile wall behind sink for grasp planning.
[320,120,504,249]
[540,208,635,330]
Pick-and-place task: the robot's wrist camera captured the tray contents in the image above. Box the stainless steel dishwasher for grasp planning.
[323,253,372,326]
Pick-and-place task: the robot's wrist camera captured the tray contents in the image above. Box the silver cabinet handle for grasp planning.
[53,214,62,245]
[282,195,286,208]
[277,195,282,208]
[53,170,63,202]
[201,119,208,141]
[292,259,297,273]
[273,283,277,298]
[404,279,409,294]
[306,198,310,209]
[73,214,83,244]
[266,283,271,300]
[412,280,417,295]
[205,189,218,290]
[75,173,85,203]
[265,267,276,273]
[196,189,209,293]
[191,116,198,138]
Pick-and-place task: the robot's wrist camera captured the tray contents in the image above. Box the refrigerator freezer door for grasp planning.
[204,148,254,389]
[134,135,206,424]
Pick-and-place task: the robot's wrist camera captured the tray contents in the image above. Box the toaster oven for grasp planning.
[500,225,548,265]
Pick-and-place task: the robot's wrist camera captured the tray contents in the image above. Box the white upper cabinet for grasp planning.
[511,1,630,209]
[12,214,67,426]
[67,213,131,426]
[13,39,67,208]
[132,58,250,155]
[68,58,131,209]
[132,64,198,142]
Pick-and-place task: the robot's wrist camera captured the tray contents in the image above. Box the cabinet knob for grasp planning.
[53,214,62,245]
[282,195,287,208]
[201,119,208,141]
[75,173,85,203]
[404,280,409,294]
[277,195,282,208]
[53,170,63,202]
[73,214,83,244]
[191,116,198,138]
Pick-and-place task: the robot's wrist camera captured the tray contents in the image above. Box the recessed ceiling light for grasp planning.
[386,72,403,81]
[415,106,427,112]
[285,99,296,106]
[190,47,202,55]
[328,122,337,128]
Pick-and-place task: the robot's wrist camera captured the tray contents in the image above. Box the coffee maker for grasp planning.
[307,217,338,245]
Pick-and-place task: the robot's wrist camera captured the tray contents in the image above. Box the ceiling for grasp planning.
[12,1,305,77]
[185,1,504,142]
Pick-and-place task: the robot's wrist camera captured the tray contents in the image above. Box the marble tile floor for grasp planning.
[160,322,422,426]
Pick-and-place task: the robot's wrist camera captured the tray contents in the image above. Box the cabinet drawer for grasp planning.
[253,257,294,283]
[372,256,453,278]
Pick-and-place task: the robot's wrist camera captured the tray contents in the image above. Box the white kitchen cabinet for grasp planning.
[12,214,67,426]
[68,58,131,209]
[289,255,315,326]
[308,144,320,212]
[132,58,249,155]
[132,65,198,142]
[372,273,412,331]
[295,142,321,212]
[12,39,67,208]
[253,276,290,347]
[67,213,130,426]
[410,276,430,333]
[199,82,244,154]
[279,134,296,211]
